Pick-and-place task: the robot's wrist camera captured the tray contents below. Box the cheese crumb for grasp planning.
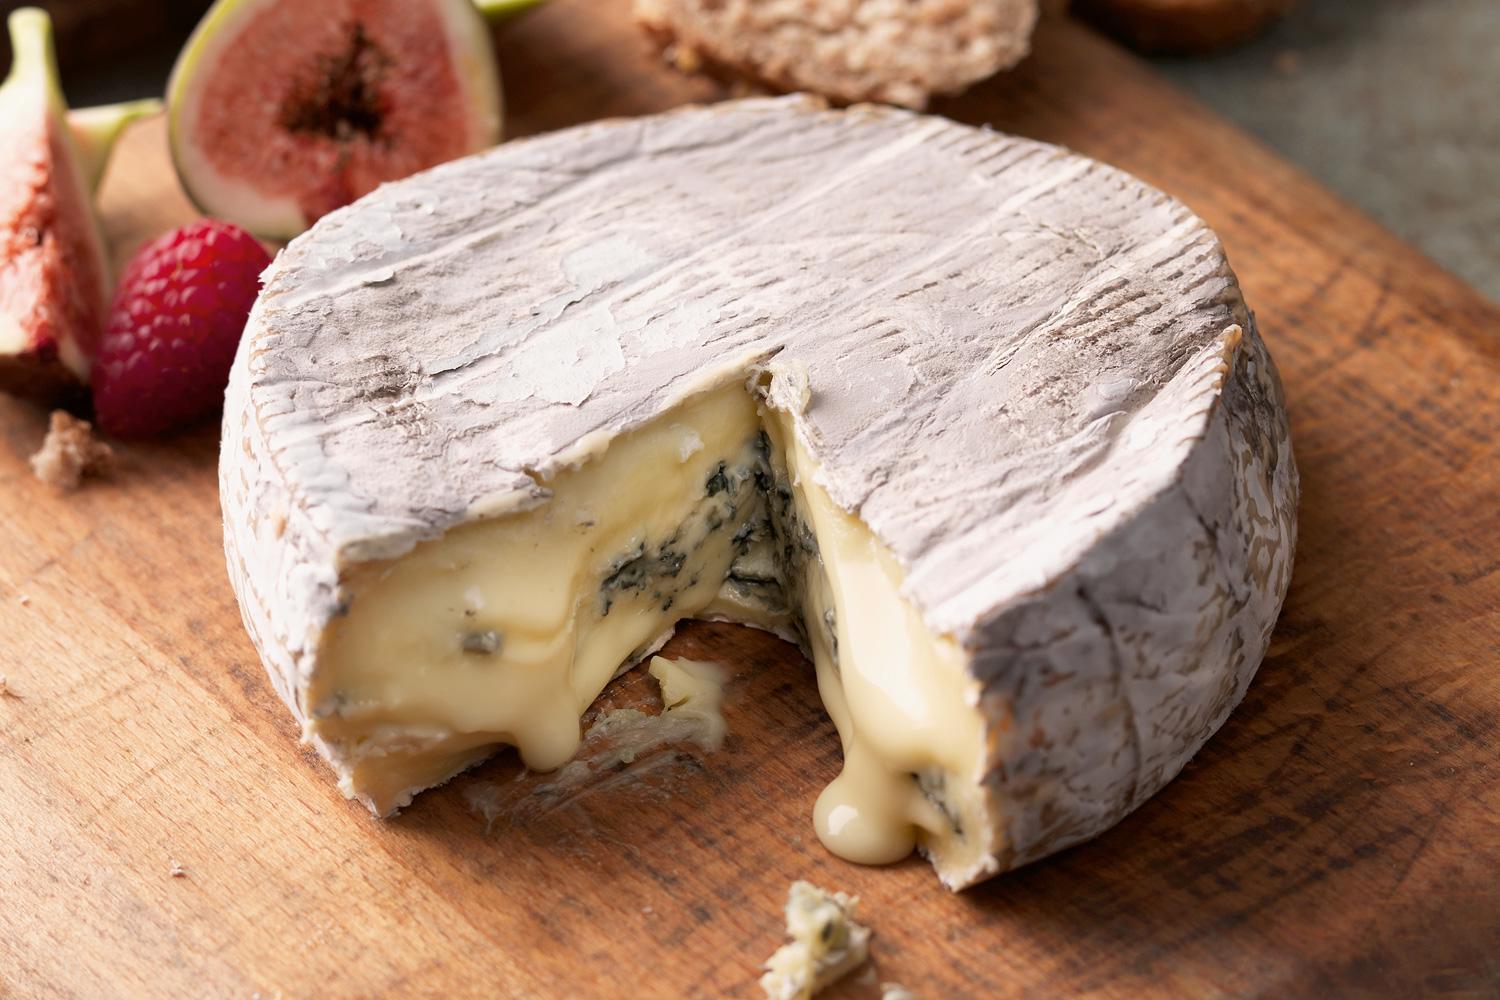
[668,43,703,73]
[29,410,113,490]
[760,881,872,1000]
[169,860,187,878]
[646,656,727,751]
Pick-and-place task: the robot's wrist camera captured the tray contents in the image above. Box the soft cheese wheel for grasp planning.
[221,96,1297,889]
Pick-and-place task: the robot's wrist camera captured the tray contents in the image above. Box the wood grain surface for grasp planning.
[2,3,1498,998]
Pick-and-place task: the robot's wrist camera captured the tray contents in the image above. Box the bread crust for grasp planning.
[634,0,1039,109]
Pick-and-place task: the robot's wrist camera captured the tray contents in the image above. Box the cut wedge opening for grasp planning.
[311,369,998,878]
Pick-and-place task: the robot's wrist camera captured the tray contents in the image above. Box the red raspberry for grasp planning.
[91,220,271,438]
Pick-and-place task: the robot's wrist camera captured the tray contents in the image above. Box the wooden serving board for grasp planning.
[3,3,1498,997]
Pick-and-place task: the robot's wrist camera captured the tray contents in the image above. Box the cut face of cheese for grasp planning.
[306,377,991,870]
[308,383,764,810]
[222,96,1297,889]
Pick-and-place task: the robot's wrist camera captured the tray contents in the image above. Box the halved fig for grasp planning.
[167,0,504,240]
[0,8,152,399]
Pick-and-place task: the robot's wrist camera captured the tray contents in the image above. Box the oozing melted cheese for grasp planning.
[763,413,984,867]
[310,381,989,870]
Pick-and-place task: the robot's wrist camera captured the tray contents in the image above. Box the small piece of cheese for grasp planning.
[646,655,728,751]
[761,881,872,1000]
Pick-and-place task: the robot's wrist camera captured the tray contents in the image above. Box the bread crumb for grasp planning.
[0,675,20,700]
[17,594,30,607]
[667,43,702,73]
[169,860,187,878]
[29,410,113,490]
[882,984,916,1000]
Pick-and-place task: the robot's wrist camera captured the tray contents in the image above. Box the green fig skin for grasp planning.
[472,0,547,20]
[69,100,163,195]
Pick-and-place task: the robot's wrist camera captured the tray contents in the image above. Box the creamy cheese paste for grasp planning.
[309,376,987,869]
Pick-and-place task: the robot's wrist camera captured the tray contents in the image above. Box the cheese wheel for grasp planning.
[221,96,1297,889]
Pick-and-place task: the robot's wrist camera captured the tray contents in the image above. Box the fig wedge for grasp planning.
[0,8,153,399]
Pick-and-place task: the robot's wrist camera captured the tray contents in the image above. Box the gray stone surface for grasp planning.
[1154,0,1499,301]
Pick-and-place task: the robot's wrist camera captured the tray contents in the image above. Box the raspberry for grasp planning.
[91,220,271,438]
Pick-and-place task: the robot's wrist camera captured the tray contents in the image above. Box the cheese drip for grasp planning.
[310,381,989,872]
[761,412,986,867]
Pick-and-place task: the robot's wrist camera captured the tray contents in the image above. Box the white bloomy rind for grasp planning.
[221,97,1296,888]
